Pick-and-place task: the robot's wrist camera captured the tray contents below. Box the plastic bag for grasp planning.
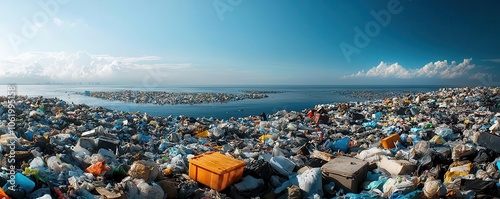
[329,137,350,152]
[365,178,387,191]
[85,160,109,176]
[234,175,264,192]
[275,168,323,198]
[382,177,417,198]
[413,141,431,156]
[423,177,446,198]
[297,168,323,197]
[128,160,160,182]
[356,147,383,162]
[444,162,472,183]
[362,121,377,128]
[287,185,302,199]
[135,180,164,199]
[435,127,454,139]
[270,156,296,176]
[429,135,446,145]
[248,159,273,181]
[451,143,475,160]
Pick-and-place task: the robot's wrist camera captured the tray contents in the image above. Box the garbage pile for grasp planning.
[331,90,409,101]
[0,86,499,199]
[83,90,272,105]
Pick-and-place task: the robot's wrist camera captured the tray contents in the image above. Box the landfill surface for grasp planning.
[0,86,500,199]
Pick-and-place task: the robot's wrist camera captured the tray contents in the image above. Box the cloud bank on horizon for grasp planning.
[345,58,484,80]
[0,51,191,83]
[0,51,490,85]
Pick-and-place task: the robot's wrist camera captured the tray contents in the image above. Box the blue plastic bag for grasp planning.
[330,137,350,152]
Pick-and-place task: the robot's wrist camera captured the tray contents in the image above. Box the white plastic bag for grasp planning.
[297,168,323,197]
[270,156,296,176]
[135,179,165,199]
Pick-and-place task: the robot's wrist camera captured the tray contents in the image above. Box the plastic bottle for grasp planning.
[2,172,35,194]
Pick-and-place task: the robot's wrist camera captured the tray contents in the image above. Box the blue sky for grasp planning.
[0,0,499,86]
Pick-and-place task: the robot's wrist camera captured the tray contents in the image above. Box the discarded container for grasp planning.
[97,136,120,151]
[313,113,329,124]
[476,132,500,153]
[321,156,368,193]
[78,137,97,151]
[2,172,35,194]
[378,156,416,176]
[270,156,296,176]
[380,133,402,149]
[0,187,9,199]
[188,152,246,191]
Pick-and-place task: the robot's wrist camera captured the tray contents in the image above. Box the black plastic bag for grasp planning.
[473,149,496,163]
[306,158,328,168]
[246,159,273,181]
[229,183,269,199]
[460,179,498,198]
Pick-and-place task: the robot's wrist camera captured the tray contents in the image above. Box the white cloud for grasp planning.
[346,58,476,79]
[53,17,64,26]
[0,51,191,82]
[51,17,89,28]
[70,18,89,28]
[365,62,411,78]
[129,63,192,70]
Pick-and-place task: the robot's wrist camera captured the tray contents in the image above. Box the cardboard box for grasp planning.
[321,156,368,193]
[313,113,329,124]
[189,152,246,191]
[311,150,334,162]
[378,156,416,176]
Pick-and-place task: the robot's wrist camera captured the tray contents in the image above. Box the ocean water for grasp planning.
[3,85,442,119]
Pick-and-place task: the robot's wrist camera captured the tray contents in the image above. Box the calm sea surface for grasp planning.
[3,85,442,119]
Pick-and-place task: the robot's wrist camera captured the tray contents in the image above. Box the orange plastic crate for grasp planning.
[381,133,402,149]
[188,152,246,191]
